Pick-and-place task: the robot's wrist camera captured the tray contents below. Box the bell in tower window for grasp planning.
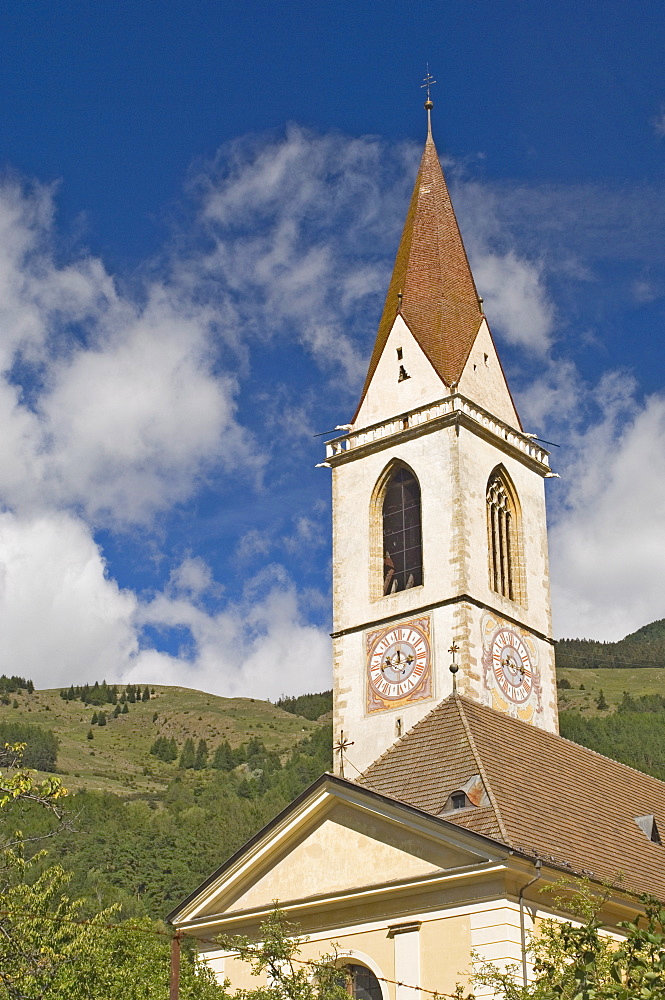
[382,466,422,595]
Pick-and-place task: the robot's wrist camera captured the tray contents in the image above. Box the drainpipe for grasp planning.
[519,859,542,987]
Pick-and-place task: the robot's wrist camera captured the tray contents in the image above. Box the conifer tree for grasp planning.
[121,702,129,714]
[142,685,150,701]
[179,737,196,769]
[97,712,107,727]
[91,712,98,725]
[212,740,235,771]
[194,739,209,770]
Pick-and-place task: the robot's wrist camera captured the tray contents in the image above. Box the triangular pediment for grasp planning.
[170,776,501,925]
[222,800,483,914]
[456,319,520,428]
[355,316,449,427]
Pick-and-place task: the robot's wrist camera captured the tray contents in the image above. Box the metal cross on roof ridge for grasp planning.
[421,66,436,103]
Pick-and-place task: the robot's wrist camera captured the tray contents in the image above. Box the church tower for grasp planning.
[325,101,558,776]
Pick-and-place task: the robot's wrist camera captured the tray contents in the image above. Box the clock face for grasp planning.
[366,617,431,710]
[491,628,533,704]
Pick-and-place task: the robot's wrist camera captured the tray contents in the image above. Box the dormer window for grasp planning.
[441,774,489,814]
[635,814,662,844]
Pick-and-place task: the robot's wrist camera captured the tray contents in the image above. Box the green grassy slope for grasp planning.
[556,667,665,715]
[0,685,320,795]
[0,631,664,920]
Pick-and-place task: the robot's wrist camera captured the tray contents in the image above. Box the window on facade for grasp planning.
[486,471,519,601]
[343,965,383,1000]
[382,467,422,595]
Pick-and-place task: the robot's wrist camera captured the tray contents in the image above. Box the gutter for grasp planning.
[519,858,542,987]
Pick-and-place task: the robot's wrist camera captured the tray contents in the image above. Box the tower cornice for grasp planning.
[327,393,551,476]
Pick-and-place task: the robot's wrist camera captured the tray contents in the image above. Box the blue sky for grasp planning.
[0,1,663,698]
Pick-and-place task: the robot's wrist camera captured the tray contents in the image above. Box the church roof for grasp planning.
[358,695,665,902]
[353,126,483,420]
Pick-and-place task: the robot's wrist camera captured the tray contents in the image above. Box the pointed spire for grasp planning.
[354,99,483,419]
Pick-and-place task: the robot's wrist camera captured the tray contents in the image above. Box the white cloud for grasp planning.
[450,179,556,353]
[470,249,554,353]
[188,126,418,385]
[0,128,662,695]
[40,288,258,525]
[544,374,665,640]
[0,510,137,688]
[0,508,329,698]
[0,178,263,529]
[168,555,219,600]
[129,566,331,700]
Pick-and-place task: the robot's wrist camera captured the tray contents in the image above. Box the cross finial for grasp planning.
[334,729,355,779]
[449,641,460,694]
[421,65,436,134]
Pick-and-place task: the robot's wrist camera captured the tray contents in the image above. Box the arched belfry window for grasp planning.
[486,469,521,602]
[382,466,422,595]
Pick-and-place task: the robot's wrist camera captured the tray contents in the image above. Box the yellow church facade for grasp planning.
[168,98,665,997]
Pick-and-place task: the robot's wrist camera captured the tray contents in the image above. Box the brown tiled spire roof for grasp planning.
[359,695,665,902]
[354,127,483,420]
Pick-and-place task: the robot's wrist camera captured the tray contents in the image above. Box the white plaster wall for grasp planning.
[457,320,520,430]
[331,429,458,630]
[334,603,463,776]
[332,408,557,770]
[393,928,421,1000]
[333,325,558,770]
[456,428,552,635]
[355,317,449,429]
[470,903,523,999]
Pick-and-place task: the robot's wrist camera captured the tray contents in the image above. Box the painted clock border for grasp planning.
[481,612,542,721]
[365,615,433,714]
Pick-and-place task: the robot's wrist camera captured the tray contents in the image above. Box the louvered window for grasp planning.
[487,472,518,601]
[382,467,422,595]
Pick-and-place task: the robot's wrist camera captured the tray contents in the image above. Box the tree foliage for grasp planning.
[0,675,34,696]
[0,723,59,771]
[556,619,665,671]
[0,743,223,999]
[219,908,350,1000]
[275,691,332,721]
[0,725,332,919]
[151,735,179,762]
[560,710,665,781]
[457,881,665,1000]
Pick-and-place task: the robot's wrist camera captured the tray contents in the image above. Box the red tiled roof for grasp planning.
[354,131,483,420]
[359,695,665,901]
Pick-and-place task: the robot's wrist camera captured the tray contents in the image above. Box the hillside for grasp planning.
[555,666,665,715]
[0,683,321,796]
[1,626,665,923]
[556,618,665,672]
